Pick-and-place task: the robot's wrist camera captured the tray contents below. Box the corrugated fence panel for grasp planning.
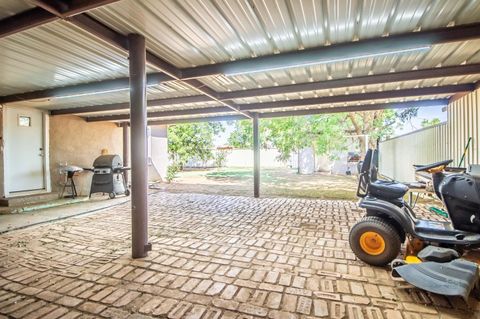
[448,89,479,167]
[380,88,479,181]
[380,123,449,182]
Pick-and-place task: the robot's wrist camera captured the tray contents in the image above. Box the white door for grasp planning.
[5,107,45,193]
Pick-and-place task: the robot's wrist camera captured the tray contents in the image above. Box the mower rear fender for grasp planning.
[359,197,415,236]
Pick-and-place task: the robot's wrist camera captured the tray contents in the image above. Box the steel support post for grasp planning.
[122,122,130,185]
[128,33,150,258]
[253,113,260,198]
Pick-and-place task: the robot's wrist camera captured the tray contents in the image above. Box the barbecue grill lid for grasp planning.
[93,154,122,168]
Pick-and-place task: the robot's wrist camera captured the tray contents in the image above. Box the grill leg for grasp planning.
[60,183,66,199]
[71,178,77,198]
[61,171,77,199]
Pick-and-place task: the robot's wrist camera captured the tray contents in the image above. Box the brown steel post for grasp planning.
[253,113,260,198]
[128,34,150,258]
[122,122,130,185]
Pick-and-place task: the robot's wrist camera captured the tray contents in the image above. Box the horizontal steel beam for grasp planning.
[68,14,181,79]
[68,14,249,118]
[181,22,480,79]
[239,84,474,111]
[51,95,214,115]
[257,99,449,118]
[0,0,119,39]
[147,115,247,126]
[83,83,468,122]
[44,63,480,115]
[2,19,480,106]
[141,99,449,126]
[219,63,480,100]
[68,13,129,52]
[86,106,232,122]
[0,8,57,39]
[61,0,120,16]
[0,73,170,104]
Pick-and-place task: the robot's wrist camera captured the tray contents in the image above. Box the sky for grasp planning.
[213,105,447,146]
[394,104,447,135]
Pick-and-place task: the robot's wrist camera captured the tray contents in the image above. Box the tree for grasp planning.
[168,122,224,169]
[347,108,418,153]
[264,117,312,162]
[228,108,420,171]
[228,115,349,173]
[228,120,268,149]
[421,118,441,128]
[266,115,348,169]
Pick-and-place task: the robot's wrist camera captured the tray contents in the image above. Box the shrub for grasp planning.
[214,150,228,168]
[166,164,180,183]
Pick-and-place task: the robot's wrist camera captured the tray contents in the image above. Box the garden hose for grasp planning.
[429,206,448,218]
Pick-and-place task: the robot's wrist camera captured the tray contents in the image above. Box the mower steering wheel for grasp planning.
[414,159,453,172]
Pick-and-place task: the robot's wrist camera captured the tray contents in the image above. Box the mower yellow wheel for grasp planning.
[359,231,386,256]
[349,216,402,266]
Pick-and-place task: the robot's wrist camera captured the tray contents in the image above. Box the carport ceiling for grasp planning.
[1,0,480,123]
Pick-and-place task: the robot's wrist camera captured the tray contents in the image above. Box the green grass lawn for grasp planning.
[162,167,358,200]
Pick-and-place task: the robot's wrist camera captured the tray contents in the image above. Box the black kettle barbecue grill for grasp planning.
[88,154,130,199]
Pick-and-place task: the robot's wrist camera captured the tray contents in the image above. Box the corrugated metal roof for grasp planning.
[89,0,480,68]
[89,94,450,123]
[0,0,33,19]
[147,111,239,122]
[77,100,222,117]
[0,20,131,96]
[199,39,480,92]
[255,94,452,114]
[10,72,477,112]
[111,111,240,124]
[231,74,480,104]
[0,0,479,120]
[6,81,199,110]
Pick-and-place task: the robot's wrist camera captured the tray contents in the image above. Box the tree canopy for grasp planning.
[168,122,224,168]
[421,118,442,128]
[228,114,348,162]
[347,108,418,151]
[228,108,420,158]
[228,120,268,149]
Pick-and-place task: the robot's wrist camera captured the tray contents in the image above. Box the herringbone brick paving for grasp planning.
[0,192,477,318]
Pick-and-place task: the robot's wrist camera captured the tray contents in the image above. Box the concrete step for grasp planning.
[0,192,59,207]
[0,196,89,214]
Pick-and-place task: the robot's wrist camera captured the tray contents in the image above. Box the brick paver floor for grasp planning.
[0,192,477,318]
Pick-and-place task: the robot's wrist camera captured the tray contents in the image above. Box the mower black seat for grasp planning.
[369,180,409,200]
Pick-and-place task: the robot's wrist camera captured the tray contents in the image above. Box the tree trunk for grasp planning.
[347,113,366,156]
[297,150,301,174]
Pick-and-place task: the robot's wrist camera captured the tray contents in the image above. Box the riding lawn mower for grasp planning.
[349,149,480,300]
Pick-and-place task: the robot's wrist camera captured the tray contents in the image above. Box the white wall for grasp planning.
[226,149,286,167]
[149,125,168,181]
[186,148,288,168]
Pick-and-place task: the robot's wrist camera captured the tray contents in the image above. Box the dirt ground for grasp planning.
[155,168,359,200]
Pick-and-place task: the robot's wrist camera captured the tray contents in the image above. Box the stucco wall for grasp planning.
[0,107,3,197]
[49,115,123,196]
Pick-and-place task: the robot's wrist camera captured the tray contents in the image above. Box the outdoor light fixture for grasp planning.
[223,45,431,77]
